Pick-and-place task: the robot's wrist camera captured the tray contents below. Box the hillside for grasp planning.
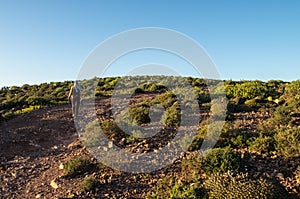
[0,77,300,198]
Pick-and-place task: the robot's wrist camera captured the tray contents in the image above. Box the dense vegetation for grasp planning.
[0,81,72,119]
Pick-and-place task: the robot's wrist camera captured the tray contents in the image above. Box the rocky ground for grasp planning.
[0,97,299,198]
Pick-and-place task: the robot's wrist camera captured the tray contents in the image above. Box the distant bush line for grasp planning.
[0,77,298,122]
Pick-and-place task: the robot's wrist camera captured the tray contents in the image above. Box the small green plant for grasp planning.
[147,176,175,198]
[247,133,275,154]
[154,91,177,108]
[180,153,202,183]
[275,127,300,158]
[148,177,207,199]
[84,120,105,147]
[63,157,93,176]
[100,119,125,139]
[14,105,41,115]
[161,102,181,127]
[169,181,207,199]
[129,102,151,125]
[230,134,248,149]
[204,172,290,199]
[201,147,243,175]
[79,176,99,193]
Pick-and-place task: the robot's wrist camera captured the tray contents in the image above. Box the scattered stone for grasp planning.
[276,173,284,179]
[59,163,64,170]
[50,179,59,189]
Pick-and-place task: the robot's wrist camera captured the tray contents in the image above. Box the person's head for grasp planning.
[74,80,81,92]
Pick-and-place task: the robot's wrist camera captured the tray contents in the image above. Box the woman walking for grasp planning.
[68,81,82,119]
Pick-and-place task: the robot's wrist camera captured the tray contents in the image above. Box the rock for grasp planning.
[50,179,58,189]
[108,141,113,148]
[67,193,75,198]
[59,163,64,170]
[276,172,284,179]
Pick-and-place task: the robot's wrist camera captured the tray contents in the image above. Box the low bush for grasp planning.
[201,147,244,175]
[154,91,177,108]
[129,102,151,125]
[148,177,207,199]
[204,172,290,199]
[225,81,269,99]
[180,153,202,183]
[230,134,249,149]
[169,181,207,199]
[275,127,300,158]
[215,122,252,149]
[63,157,93,177]
[147,176,175,198]
[79,176,99,193]
[161,102,181,127]
[100,119,125,139]
[247,134,275,154]
[84,120,105,147]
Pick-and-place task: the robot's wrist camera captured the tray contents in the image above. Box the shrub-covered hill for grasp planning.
[0,77,297,120]
[0,76,299,198]
[0,81,72,119]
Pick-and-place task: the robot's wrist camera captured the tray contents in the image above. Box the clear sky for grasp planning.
[0,0,299,87]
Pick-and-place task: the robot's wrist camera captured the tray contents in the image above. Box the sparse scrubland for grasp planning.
[0,76,299,198]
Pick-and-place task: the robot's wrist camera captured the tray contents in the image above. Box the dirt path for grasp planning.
[0,104,76,159]
[0,105,82,198]
[0,99,173,198]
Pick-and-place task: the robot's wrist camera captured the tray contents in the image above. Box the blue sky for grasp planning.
[0,0,299,87]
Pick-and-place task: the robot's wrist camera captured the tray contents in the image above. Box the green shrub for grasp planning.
[84,120,106,147]
[270,106,293,127]
[213,121,253,149]
[129,102,151,125]
[275,127,300,158]
[187,121,209,151]
[197,92,211,104]
[100,119,125,139]
[204,172,290,199]
[269,80,300,128]
[227,99,252,113]
[284,80,300,97]
[169,182,207,199]
[148,177,207,199]
[147,176,175,198]
[134,87,145,94]
[141,83,165,92]
[63,157,93,176]
[247,134,275,154]
[79,176,99,192]
[180,153,202,183]
[154,91,177,108]
[225,81,269,99]
[230,134,249,149]
[188,136,204,151]
[161,102,181,127]
[201,147,243,175]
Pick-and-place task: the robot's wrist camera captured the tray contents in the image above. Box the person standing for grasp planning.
[68,81,82,118]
